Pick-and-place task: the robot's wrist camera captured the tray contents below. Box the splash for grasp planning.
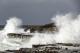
[4,17,24,33]
[28,32,55,45]
[0,17,26,51]
[0,17,55,51]
[0,13,80,51]
[52,13,80,43]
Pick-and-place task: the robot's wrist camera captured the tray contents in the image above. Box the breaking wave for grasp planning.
[0,13,80,51]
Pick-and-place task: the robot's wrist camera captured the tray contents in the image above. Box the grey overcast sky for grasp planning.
[0,0,80,25]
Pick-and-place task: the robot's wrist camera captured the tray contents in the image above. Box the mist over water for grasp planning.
[0,13,80,51]
[4,17,24,33]
[0,17,25,51]
[52,13,80,43]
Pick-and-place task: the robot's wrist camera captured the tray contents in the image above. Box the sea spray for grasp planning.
[0,17,26,51]
[52,13,80,43]
[0,13,80,51]
[0,17,56,50]
[4,17,24,33]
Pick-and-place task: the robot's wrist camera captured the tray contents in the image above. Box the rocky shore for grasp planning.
[1,43,80,53]
[1,23,80,53]
[0,23,57,33]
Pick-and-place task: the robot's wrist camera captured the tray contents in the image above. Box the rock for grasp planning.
[7,33,32,38]
[2,43,80,53]
[24,23,57,33]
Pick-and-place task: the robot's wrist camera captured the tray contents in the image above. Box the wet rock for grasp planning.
[24,23,57,33]
[7,33,32,38]
[2,43,80,53]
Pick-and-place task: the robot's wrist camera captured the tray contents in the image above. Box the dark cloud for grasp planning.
[0,0,79,25]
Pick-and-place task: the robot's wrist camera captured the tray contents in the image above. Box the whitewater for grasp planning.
[0,13,80,51]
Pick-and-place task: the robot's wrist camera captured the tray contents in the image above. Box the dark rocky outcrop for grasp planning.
[24,23,57,33]
[0,25,4,30]
[7,33,33,38]
[0,23,57,33]
[2,43,80,53]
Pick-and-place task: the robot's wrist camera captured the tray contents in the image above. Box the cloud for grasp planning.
[0,0,79,25]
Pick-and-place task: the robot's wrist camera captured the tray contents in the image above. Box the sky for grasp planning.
[0,0,80,25]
